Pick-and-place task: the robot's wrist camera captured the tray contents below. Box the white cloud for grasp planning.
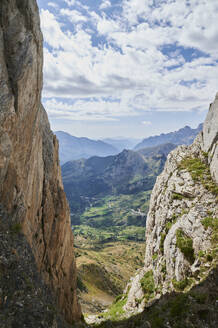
[64,0,75,7]
[142,121,152,125]
[100,1,111,10]
[40,1,218,122]
[43,98,137,121]
[48,2,59,9]
[60,8,87,23]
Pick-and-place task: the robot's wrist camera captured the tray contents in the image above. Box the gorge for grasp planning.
[0,0,217,328]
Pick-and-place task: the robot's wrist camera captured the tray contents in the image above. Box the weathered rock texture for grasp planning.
[125,93,218,313]
[0,0,81,324]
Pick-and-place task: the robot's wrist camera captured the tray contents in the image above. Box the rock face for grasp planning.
[0,0,81,324]
[202,92,218,183]
[125,94,218,312]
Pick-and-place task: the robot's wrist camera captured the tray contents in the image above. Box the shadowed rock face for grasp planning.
[0,0,81,323]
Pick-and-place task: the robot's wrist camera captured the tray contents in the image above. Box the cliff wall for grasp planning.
[0,0,81,323]
[125,93,218,313]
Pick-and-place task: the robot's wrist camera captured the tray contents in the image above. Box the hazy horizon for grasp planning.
[54,120,203,141]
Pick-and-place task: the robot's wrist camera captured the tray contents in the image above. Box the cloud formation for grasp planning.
[40,0,218,123]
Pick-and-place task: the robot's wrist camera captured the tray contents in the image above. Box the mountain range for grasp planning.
[134,123,203,150]
[55,131,119,165]
[101,137,140,152]
[56,124,203,165]
[62,143,176,220]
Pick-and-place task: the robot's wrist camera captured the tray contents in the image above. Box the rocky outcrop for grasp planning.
[202,92,218,183]
[125,93,218,313]
[0,0,81,324]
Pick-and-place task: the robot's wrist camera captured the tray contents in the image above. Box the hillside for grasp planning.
[134,123,203,150]
[75,238,145,314]
[55,131,119,164]
[62,143,176,219]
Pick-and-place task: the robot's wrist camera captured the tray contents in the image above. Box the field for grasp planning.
[74,236,146,314]
[71,191,151,228]
[72,191,150,313]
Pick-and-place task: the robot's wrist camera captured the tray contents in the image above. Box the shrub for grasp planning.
[169,294,188,318]
[140,270,155,300]
[190,292,207,304]
[176,229,195,264]
[172,278,192,291]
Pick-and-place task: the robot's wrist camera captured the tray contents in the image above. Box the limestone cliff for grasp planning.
[125,93,218,313]
[0,0,81,324]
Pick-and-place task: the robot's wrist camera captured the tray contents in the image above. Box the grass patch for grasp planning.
[172,193,185,201]
[176,229,195,264]
[103,296,128,321]
[79,191,151,230]
[201,216,218,230]
[179,156,218,195]
[172,278,192,291]
[140,270,155,300]
[73,225,146,243]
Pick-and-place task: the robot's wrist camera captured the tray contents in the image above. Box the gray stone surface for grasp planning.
[203,92,218,183]
[125,93,218,313]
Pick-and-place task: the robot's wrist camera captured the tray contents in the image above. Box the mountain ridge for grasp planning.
[62,143,177,217]
[55,131,119,164]
[134,123,203,150]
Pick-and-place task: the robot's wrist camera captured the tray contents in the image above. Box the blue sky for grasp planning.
[37,0,218,139]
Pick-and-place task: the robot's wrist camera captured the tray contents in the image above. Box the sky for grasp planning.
[37,0,218,139]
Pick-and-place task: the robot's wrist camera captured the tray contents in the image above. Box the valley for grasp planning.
[72,192,149,313]
[61,144,176,313]
[1,0,217,327]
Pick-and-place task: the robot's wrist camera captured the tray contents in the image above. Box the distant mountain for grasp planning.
[102,138,140,152]
[55,131,119,165]
[134,123,203,150]
[62,143,176,218]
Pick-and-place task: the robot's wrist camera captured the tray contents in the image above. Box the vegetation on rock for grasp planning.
[176,229,195,264]
[140,270,155,300]
[179,156,218,195]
